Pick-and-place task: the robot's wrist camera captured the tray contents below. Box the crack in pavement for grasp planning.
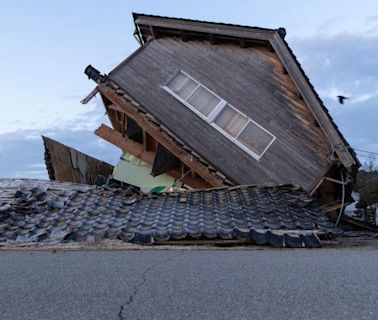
[117,250,184,320]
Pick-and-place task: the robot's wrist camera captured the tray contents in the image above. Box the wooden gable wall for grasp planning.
[109,37,333,191]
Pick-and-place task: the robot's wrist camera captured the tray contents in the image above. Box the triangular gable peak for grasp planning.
[132,13,358,171]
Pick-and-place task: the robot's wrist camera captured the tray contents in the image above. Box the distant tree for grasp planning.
[356,181,378,210]
[355,154,378,221]
[355,154,377,191]
[363,153,377,172]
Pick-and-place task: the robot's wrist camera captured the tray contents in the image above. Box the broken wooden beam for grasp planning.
[95,123,211,189]
[97,84,224,187]
[95,123,155,163]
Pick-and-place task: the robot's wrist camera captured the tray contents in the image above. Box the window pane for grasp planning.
[187,86,221,116]
[167,72,198,100]
[237,122,274,156]
[214,105,248,137]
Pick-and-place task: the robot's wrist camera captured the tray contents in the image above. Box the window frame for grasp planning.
[162,70,276,160]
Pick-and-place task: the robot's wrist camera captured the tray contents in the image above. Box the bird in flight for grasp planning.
[337,95,349,104]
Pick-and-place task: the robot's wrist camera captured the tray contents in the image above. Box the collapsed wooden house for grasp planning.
[83,13,360,212]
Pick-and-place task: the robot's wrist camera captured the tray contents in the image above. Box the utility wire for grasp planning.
[355,153,372,158]
[352,148,378,156]
[348,145,378,155]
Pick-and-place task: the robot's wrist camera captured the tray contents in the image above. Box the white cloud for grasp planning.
[0,94,104,135]
[291,31,378,155]
[351,93,376,104]
[27,163,46,169]
[25,133,41,140]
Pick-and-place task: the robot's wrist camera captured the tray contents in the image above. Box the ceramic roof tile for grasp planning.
[0,179,334,248]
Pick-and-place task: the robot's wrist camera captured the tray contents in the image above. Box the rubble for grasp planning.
[0,179,336,248]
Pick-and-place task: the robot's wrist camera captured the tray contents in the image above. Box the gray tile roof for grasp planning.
[0,179,335,248]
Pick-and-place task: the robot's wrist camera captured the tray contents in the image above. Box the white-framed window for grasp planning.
[163,70,276,160]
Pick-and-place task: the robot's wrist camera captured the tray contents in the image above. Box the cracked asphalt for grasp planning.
[0,249,378,320]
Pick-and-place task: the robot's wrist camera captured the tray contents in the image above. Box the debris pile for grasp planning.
[0,179,335,247]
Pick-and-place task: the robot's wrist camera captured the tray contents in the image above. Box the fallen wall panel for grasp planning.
[42,136,114,185]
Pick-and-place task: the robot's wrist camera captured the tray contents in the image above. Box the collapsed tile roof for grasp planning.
[0,179,336,248]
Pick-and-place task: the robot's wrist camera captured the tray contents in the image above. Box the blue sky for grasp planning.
[1,0,378,178]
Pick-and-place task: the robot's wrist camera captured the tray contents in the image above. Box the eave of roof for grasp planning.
[277,36,361,168]
[132,12,279,43]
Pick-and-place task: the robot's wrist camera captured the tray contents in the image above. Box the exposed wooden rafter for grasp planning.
[95,123,211,189]
[97,84,225,187]
[96,123,154,163]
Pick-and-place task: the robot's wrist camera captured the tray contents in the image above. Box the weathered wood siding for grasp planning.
[43,136,114,184]
[110,38,332,191]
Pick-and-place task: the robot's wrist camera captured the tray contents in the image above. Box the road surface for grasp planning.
[0,248,377,320]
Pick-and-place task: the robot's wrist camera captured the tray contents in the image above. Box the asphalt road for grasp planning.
[0,248,377,320]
